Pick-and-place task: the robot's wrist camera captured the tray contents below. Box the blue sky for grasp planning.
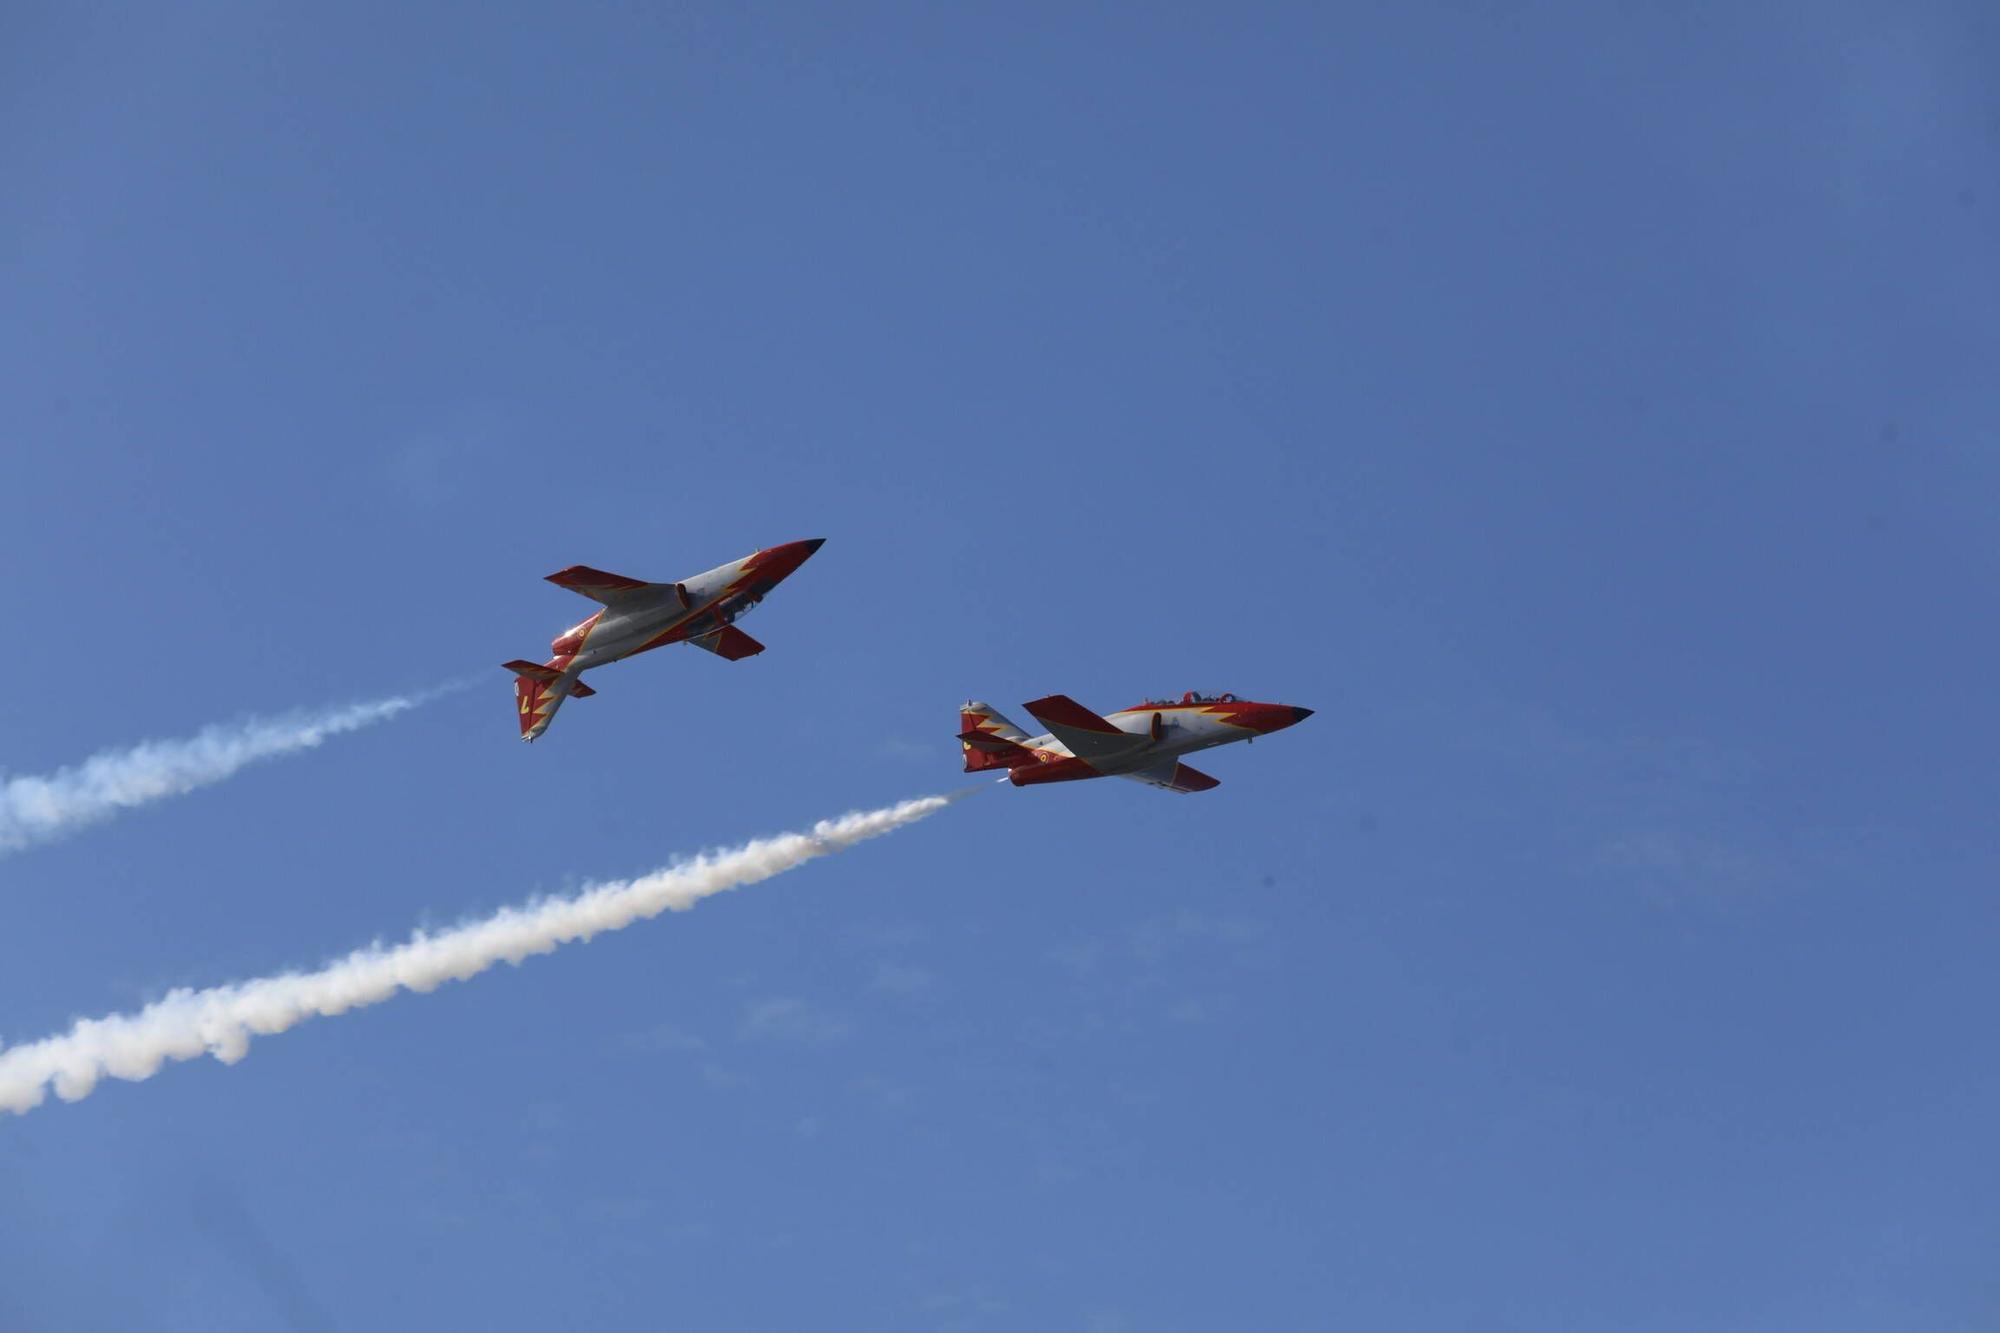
[2,3,1996,1328]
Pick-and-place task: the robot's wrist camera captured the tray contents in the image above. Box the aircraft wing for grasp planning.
[687,625,765,660]
[1119,760,1221,793]
[545,565,687,608]
[1021,694,1151,766]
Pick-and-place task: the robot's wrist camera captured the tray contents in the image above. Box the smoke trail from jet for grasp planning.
[0,681,470,857]
[0,791,973,1114]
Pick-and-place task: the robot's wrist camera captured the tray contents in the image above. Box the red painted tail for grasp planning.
[960,730,1039,771]
[960,701,1038,772]
[503,656,575,741]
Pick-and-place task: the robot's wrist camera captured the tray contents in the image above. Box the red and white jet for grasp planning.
[504,539,824,741]
[959,691,1313,792]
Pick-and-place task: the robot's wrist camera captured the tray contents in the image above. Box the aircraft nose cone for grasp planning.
[1240,703,1311,734]
[781,537,826,563]
[757,538,826,577]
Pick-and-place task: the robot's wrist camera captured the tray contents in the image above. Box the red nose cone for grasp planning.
[751,538,827,581]
[1235,702,1313,734]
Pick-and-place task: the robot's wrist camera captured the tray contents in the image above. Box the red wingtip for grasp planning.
[1022,694,1122,734]
[1168,763,1221,792]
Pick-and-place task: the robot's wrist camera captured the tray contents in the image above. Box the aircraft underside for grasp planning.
[504,539,823,741]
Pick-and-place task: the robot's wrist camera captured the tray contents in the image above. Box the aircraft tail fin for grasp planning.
[960,701,1037,772]
[504,656,577,740]
[962,702,1030,742]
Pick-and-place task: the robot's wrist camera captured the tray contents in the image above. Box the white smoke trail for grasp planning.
[0,681,469,856]
[0,790,973,1115]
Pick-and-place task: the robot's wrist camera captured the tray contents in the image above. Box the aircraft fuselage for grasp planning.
[1014,699,1310,784]
[508,539,823,740]
[960,693,1312,792]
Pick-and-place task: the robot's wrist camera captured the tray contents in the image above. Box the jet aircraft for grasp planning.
[504,539,825,741]
[959,691,1312,792]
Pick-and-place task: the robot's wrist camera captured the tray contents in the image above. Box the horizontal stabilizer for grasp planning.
[958,730,1039,772]
[1022,693,1150,765]
[688,625,765,661]
[568,680,597,698]
[1122,760,1221,793]
[502,659,563,684]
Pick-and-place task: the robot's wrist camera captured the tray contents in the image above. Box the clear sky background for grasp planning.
[3,4,1996,1329]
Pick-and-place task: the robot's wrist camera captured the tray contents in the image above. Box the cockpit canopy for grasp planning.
[1135,691,1239,708]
